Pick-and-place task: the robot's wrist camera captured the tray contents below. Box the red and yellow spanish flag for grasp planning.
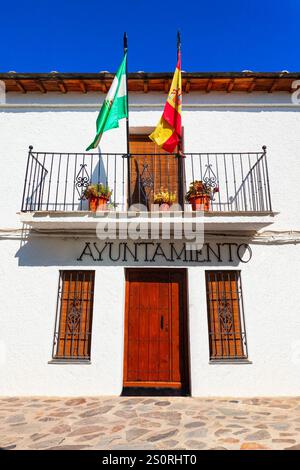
[149,52,182,152]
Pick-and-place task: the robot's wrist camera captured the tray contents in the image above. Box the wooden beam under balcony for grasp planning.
[15,79,27,93]
[247,78,256,93]
[57,81,67,93]
[226,79,235,93]
[268,79,278,93]
[79,80,87,93]
[143,80,149,93]
[35,80,47,93]
[164,79,171,93]
[206,78,213,93]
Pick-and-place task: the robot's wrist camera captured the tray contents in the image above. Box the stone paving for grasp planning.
[0,397,300,450]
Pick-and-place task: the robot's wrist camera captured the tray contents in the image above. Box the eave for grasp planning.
[1,71,299,94]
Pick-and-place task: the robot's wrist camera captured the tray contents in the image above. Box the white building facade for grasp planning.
[0,72,300,397]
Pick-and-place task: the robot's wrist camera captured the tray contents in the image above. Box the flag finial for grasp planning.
[177,31,181,52]
[123,32,128,52]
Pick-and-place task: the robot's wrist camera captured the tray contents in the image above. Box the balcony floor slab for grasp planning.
[19,210,277,235]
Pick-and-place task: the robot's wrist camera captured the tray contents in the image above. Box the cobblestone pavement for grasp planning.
[0,397,300,450]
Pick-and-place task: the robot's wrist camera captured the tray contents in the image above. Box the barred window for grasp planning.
[205,271,248,360]
[53,271,95,360]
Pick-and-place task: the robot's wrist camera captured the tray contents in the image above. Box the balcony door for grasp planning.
[128,134,182,210]
[123,269,190,395]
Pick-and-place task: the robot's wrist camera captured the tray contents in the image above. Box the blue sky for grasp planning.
[1,0,299,73]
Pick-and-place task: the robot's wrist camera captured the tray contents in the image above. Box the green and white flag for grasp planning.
[86,53,127,150]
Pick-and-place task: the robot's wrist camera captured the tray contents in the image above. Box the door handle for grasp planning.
[160,315,164,330]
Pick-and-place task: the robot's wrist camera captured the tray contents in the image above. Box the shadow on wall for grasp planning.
[74,149,108,211]
[15,234,254,268]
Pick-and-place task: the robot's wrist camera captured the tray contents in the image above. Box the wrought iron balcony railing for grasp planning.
[21,146,272,213]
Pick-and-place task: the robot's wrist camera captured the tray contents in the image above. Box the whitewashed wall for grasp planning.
[0,90,300,396]
[0,237,299,396]
[0,91,300,228]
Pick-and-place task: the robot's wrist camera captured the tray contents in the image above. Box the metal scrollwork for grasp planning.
[66,299,82,334]
[75,164,90,199]
[139,162,154,202]
[218,299,233,332]
[203,163,218,200]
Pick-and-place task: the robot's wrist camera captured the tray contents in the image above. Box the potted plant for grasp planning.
[84,183,112,212]
[153,188,177,211]
[185,180,219,211]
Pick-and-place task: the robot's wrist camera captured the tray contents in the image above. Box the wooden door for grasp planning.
[123,269,189,392]
[129,135,181,209]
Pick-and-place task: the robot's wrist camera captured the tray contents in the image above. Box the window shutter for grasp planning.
[129,135,180,209]
[205,271,247,360]
[53,271,95,360]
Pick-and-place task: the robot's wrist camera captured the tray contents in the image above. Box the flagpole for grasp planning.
[177,30,184,208]
[177,30,182,154]
[177,30,181,56]
[124,32,131,208]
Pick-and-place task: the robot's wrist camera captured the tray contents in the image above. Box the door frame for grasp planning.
[122,268,191,396]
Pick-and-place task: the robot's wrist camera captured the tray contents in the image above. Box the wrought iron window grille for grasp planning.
[52,270,95,361]
[205,270,248,361]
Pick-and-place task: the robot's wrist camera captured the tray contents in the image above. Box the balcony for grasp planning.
[20,146,276,233]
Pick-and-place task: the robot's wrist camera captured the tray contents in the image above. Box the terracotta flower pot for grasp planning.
[88,195,109,212]
[190,194,210,212]
[159,203,171,212]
